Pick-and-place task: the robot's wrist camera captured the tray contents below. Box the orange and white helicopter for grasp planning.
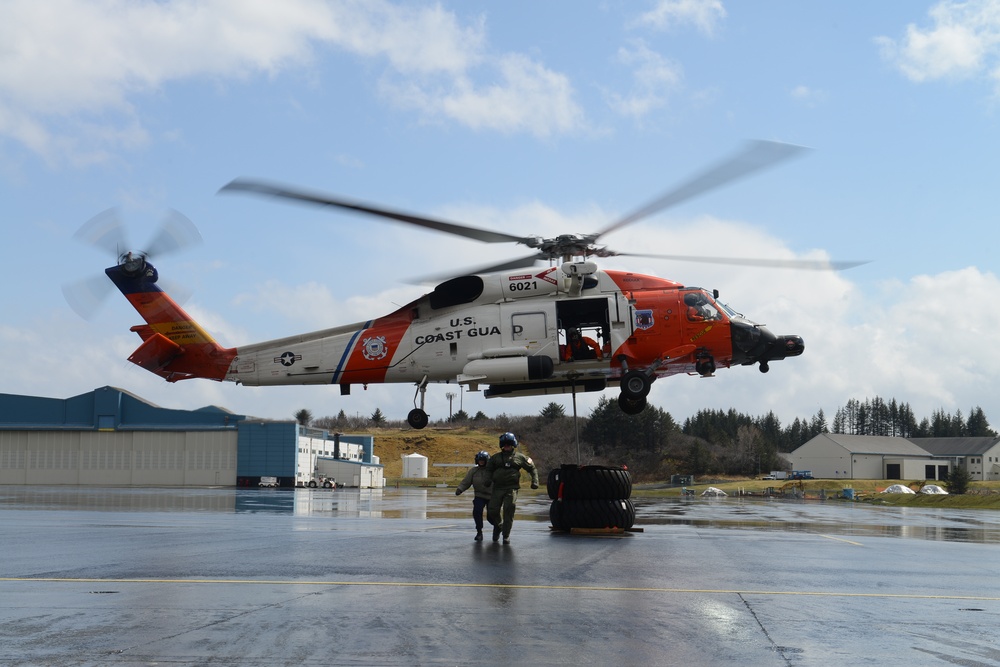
[87,141,863,429]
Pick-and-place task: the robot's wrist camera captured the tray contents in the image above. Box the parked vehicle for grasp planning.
[299,475,336,489]
[258,476,279,488]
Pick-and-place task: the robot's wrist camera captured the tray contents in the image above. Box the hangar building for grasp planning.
[0,387,383,488]
[785,433,1000,481]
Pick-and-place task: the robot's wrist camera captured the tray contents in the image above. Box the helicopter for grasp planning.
[92,141,864,429]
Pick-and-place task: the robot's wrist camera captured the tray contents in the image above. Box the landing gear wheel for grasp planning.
[758,361,770,373]
[407,408,429,429]
[620,370,651,399]
[617,394,646,415]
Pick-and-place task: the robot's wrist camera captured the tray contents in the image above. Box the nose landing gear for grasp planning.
[407,376,430,429]
[618,394,647,415]
[617,366,653,415]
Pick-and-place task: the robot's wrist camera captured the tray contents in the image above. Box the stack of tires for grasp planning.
[548,464,635,532]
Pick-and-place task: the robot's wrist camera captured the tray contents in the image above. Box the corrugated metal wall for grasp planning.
[0,430,237,486]
[237,422,295,479]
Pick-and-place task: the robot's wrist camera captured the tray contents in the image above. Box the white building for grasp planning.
[295,429,384,488]
[785,434,1000,481]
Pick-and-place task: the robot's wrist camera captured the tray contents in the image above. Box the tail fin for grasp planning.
[106,255,236,382]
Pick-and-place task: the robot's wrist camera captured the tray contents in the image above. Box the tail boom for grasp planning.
[107,258,236,382]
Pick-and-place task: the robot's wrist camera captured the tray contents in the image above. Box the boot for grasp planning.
[475,530,483,541]
[492,525,501,542]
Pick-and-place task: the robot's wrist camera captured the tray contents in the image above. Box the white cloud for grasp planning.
[606,41,683,119]
[790,85,828,107]
[634,0,727,36]
[383,53,585,138]
[0,0,585,163]
[877,0,1000,84]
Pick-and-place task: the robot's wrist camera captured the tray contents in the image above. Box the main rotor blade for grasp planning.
[596,140,810,239]
[409,253,546,284]
[614,252,869,271]
[221,178,531,245]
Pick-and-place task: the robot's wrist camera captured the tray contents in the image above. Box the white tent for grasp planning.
[882,484,916,494]
[919,485,949,494]
[701,487,727,497]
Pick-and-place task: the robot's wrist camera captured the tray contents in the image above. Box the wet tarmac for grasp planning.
[3,486,1000,666]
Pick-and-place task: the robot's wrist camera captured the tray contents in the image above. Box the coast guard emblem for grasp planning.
[634,309,654,330]
[361,335,388,361]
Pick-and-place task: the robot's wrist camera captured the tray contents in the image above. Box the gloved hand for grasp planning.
[455,489,461,495]
[530,483,539,489]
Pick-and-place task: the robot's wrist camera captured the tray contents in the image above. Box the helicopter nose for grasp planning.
[729,321,804,369]
[772,335,804,358]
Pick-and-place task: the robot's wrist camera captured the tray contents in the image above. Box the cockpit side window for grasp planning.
[683,291,724,322]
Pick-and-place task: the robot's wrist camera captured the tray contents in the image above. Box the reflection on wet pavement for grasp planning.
[2,486,999,543]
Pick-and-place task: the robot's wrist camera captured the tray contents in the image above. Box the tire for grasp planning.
[550,498,636,531]
[548,465,632,500]
[407,409,429,429]
[617,394,646,415]
[620,370,651,399]
[546,467,562,500]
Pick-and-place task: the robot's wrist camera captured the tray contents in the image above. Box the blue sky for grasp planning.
[3,0,1000,428]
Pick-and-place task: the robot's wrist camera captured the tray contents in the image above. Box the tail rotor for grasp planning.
[62,208,202,319]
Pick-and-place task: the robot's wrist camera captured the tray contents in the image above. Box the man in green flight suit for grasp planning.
[484,431,539,544]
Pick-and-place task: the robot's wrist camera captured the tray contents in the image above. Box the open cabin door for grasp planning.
[556,297,612,361]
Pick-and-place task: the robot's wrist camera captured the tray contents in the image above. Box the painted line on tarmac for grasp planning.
[818,534,864,546]
[3,577,999,602]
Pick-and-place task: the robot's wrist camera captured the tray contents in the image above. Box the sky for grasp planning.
[3,0,1000,430]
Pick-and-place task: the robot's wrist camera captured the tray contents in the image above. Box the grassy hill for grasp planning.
[362,427,1000,507]
[369,427,506,484]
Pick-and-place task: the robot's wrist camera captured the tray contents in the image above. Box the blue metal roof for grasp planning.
[0,386,245,431]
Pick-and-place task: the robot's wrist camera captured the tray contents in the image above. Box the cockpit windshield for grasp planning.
[716,299,742,319]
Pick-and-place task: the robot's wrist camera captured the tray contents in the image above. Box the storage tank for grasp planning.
[402,453,428,478]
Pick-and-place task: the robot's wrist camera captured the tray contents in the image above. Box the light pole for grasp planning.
[446,392,456,420]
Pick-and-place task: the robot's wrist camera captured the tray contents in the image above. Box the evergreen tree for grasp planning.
[294,408,313,426]
[832,407,846,434]
[539,402,566,420]
[946,466,972,495]
[584,396,679,455]
[966,406,997,436]
[810,408,828,437]
[684,441,713,475]
[370,408,386,427]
